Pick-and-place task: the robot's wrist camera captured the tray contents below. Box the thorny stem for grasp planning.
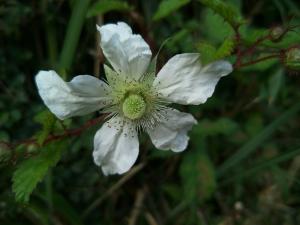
[235,54,280,69]
[239,34,271,56]
[0,115,106,150]
[233,25,243,68]
[233,22,300,69]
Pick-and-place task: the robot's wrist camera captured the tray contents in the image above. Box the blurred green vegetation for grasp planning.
[1,0,300,224]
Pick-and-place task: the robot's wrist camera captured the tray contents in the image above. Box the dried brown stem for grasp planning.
[81,162,146,219]
[128,187,146,225]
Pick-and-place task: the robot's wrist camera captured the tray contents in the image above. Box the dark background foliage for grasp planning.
[1,0,300,224]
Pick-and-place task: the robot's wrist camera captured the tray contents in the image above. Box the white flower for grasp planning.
[35,22,233,175]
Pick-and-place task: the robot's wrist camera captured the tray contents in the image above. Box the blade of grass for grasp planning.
[221,148,300,185]
[217,102,300,177]
[59,0,91,78]
[45,171,53,224]
[46,24,58,67]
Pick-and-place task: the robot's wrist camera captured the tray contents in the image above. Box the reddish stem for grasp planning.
[1,115,106,149]
[240,34,271,56]
[235,54,279,69]
[2,23,299,153]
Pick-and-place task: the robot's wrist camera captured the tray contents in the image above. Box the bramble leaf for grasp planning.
[180,147,217,202]
[197,38,235,64]
[197,42,217,65]
[214,37,235,60]
[34,110,56,145]
[153,0,191,21]
[199,0,245,27]
[12,141,66,202]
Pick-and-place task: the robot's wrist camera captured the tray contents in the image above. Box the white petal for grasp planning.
[93,117,139,175]
[153,54,232,105]
[35,70,112,120]
[97,22,152,81]
[147,108,197,152]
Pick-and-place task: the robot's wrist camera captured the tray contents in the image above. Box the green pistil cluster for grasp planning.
[104,65,159,122]
[122,94,146,120]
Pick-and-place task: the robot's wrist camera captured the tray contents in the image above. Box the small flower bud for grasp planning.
[0,144,12,163]
[27,144,39,154]
[269,26,285,42]
[284,47,300,71]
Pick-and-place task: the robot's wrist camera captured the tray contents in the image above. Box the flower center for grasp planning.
[122,94,146,120]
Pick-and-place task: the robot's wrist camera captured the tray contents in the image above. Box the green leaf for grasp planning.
[153,0,191,21]
[214,37,235,60]
[180,147,217,203]
[197,38,235,64]
[12,141,66,202]
[240,27,268,46]
[34,110,56,145]
[201,8,234,44]
[87,0,132,18]
[197,42,217,65]
[199,0,244,27]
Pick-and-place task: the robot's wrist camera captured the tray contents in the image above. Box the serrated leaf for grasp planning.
[34,110,56,145]
[34,110,56,130]
[202,8,234,44]
[87,0,132,18]
[199,0,244,27]
[198,38,235,64]
[197,42,217,65]
[214,38,235,60]
[153,0,191,21]
[240,26,268,46]
[12,141,66,202]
